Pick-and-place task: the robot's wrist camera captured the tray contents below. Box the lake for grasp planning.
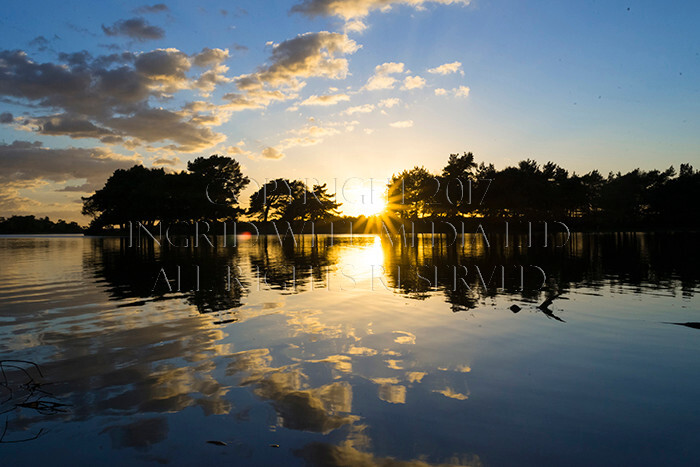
[0,232,698,466]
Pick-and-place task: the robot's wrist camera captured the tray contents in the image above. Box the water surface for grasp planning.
[0,233,698,466]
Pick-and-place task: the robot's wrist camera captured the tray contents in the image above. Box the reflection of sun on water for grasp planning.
[336,235,386,281]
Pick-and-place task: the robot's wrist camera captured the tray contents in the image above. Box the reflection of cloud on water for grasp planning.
[226,348,357,434]
[347,345,378,356]
[433,388,470,401]
[393,331,416,344]
[378,383,407,404]
[306,355,353,373]
[385,359,404,370]
[407,372,427,383]
[294,442,483,467]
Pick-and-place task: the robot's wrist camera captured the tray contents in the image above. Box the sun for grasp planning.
[341,196,386,217]
[338,183,388,217]
[357,197,387,217]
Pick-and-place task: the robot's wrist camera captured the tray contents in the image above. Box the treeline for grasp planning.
[0,215,84,234]
[80,152,700,234]
[82,155,341,233]
[385,153,700,230]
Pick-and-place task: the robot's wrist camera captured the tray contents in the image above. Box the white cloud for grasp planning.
[455,85,470,97]
[343,104,375,114]
[300,93,351,106]
[344,19,368,33]
[363,62,405,90]
[402,75,426,90]
[434,85,470,97]
[427,61,464,75]
[378,98,400,108]
[261,146,285,160]
[390,120,413,128]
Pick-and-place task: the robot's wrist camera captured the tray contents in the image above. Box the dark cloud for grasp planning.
[192,47,229,67]
[57,50,92,67]
[135,48,190,79]
[0,49,226,152]
[234,32,359,91]
[0,112,12,123]
[153,157,179,166]
[25,114,115,139]
[217,32,359,115]
[66,23,97,37]
[56,182,103,193]
[0,32,359,156]
[106,108,226,152]
[290,0,470,20]
[0,140,139,185]
[102,18,165,42]
[28,36,50,51]
[134,3,169,14]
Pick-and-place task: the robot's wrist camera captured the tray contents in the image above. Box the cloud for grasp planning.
[152,156,180,166]
[0,49,229,152]
[192,47,230,67]
[223,144,253,159]
[378,98,400,108]
[427,61,463,75]
[455,85,470,97]
[390,120,413,128]
[402,75,425,90]
[29,36,50,51]
[134,48,191,90]
[344,19,368,33]
[134,4,169,14]
[0,112,13,123]
[234,32,360,90]
[56,182,103,193]
[0,140,139,186]
[434,85,470,97]
[290,0,471,22]
[102,18,165,41]
[277,122,343,150]
[343,104,375,115]
[106,108,227,152]
[363,62,404,90]
[261,146,285,160]
[300,93,351,106]
[21,114,116,139]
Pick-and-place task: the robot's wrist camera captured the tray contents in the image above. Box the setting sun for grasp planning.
[352,197,387,217]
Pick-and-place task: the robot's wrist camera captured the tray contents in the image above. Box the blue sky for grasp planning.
[0,0,698,220]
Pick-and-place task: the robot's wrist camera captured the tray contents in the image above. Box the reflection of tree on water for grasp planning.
[91,232,699,320]
[381,232,699,313]
[88,237,248,315]
[246,235,340,293]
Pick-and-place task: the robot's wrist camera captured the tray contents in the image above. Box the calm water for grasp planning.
[0,233,699,466]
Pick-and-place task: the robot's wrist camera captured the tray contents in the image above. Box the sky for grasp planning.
[0,0,698,221]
